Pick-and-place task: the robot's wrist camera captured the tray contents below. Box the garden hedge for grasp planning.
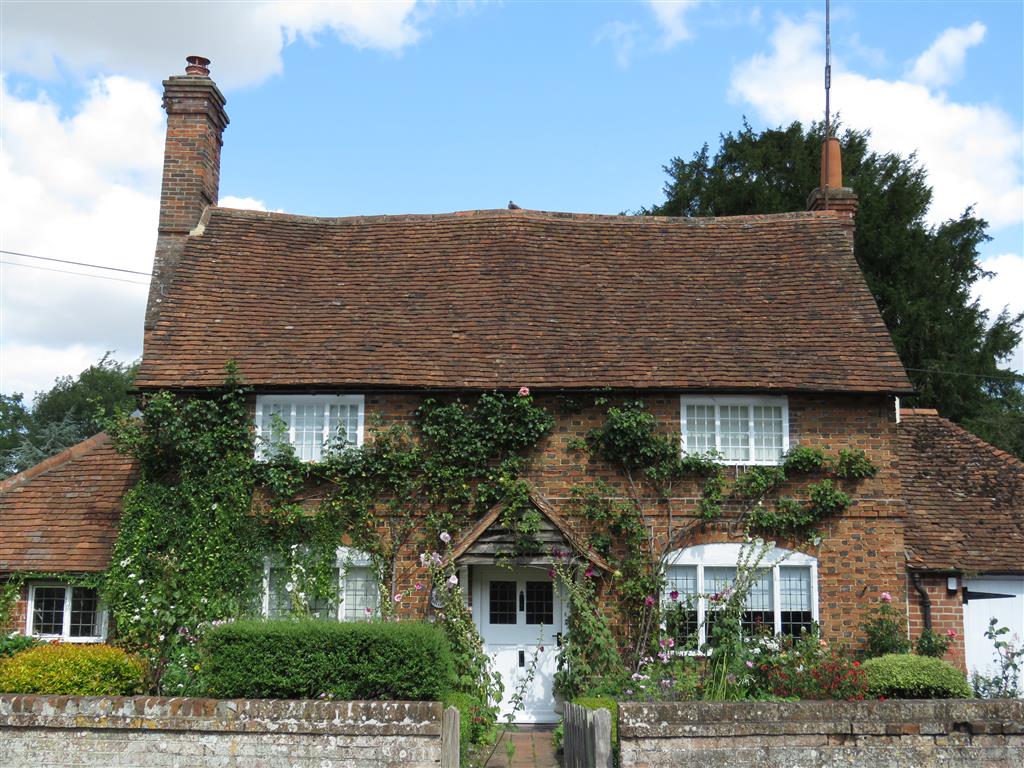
[0,643,145,695]
[863,653,971,699]
[200,619,456,701]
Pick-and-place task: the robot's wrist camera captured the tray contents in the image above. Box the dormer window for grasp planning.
[255,394,364,461]
[680,396,789,465]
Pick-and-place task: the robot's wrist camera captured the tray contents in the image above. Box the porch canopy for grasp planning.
[447,489,613,572]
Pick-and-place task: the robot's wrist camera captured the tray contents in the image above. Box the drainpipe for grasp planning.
[910,572,932,631]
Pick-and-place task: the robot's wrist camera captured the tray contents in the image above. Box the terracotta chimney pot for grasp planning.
[821,136,843,189]
[185,55,211,77]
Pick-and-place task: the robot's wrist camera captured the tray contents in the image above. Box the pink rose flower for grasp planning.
[518,386,530,397]
[415,582,424,590]
[585,567,595,578]
[393,593,403,602]
[946,628,957,638]
[880,592,892,603]
[644,595,655,607]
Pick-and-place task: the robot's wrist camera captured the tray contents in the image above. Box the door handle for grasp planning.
[518,650,525,667]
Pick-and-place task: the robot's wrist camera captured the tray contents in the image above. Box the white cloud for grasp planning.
[974,253,1024,320]
[0,75,162,397]
[648,1,702,49]
[596,21,640,68]
[729,15,1024,229]
[2,0,425,89]
[907,21,985,89]
[218,196,270,212]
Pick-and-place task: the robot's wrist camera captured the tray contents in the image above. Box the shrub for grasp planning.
[0,643,145,695]
[915,628,954,659]
[200,619,456,700]
[574,695,619,755]
[444,691,493,757]
[863,654,971,699]
[861,593,911,657]
[0,634,39,659]
[752,631,867,700]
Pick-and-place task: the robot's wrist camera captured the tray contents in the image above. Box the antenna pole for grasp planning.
[824,0,831,209]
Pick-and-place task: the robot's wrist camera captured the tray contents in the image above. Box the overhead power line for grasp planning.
[0,260,150,286]
[905,367,1024,382]
[0,249,152,277]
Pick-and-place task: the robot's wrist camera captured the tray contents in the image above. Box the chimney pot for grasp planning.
[185,55,211,77]
[820,136,843,189]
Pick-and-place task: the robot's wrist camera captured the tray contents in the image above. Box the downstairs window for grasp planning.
[27,583,106,642]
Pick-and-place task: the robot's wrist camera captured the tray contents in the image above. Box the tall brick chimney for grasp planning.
[807,136,858,219]
[145,56,229,330]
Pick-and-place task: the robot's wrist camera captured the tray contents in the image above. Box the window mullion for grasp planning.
[713,406,721,456]
[697,566,705,647]
[772,566,782,635]
[748,407,756,465]
[63,585,72,638]
[289,403,297,450]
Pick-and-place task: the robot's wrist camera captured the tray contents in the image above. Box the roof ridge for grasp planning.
[0,432,112,493]
[901,411,1024,472]
[208,205,848,228]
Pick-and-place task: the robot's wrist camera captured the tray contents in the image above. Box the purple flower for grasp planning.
[644,595,655,607]
[547,569,556,578]
[880,591,892,603]
[415,582,424,590]
[585,567,595,578]
[669,590,679,601]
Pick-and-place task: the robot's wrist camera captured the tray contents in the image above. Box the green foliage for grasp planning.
[861,594,912,658]
[200,618,455,700]
[552,558,627,700]
[642,119,1023,458]
[586,401,674,472]
[444,691,494,756]
[915,628,954,659]
[0,643,145,695]
[834,448,878,479]
[970,617,1024,698]
[2,353,139,478]
[0,634,39,659]
[750,630,867,700]
[732,466,786,500]
[782,446,828,473]
[863,654,971,699]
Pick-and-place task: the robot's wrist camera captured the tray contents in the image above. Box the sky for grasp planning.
[1,0,1022,399]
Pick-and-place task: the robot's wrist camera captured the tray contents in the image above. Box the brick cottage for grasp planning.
[2,58,1021,722]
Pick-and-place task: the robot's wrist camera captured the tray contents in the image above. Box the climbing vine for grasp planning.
[102,368,554,691]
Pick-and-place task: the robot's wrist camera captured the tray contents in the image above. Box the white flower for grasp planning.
[138,578,145,585]
[447,574,459,587]
[439,531,451,544]
[285,582,295,592]
[120,558,131,567]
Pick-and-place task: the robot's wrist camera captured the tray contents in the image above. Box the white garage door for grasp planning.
[963,576,1024,693]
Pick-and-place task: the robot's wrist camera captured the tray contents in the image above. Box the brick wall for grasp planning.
[358,391,905,652]
[618,699,1024,767]
[0,695,456,768]
[1,582,27,635]
[908,573,967,669]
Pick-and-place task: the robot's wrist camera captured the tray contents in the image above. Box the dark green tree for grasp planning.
[2,352,139,477]
[642,120,1023,457]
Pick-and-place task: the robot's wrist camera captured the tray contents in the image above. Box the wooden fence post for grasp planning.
[441,705,460,768]
[563,702,612,768]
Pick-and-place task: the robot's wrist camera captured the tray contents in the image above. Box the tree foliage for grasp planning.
[642,120,1024,457]
[1,352,139,477]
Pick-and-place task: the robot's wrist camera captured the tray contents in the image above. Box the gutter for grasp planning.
[910,571,932,631]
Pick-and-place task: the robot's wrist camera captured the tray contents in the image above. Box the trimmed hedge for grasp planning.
[0,643,145,695]
[201,619,456,701]
[863,654,971,699]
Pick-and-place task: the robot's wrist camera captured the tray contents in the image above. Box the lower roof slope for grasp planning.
[0,433,136,574]
[136,207,911,393]
[899,409,1024,573]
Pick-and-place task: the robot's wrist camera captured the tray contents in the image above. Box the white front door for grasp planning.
[963,576,1024,693]
[472,566,565,723]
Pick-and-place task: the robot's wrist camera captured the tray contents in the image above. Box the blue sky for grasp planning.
[2,0,1022,396]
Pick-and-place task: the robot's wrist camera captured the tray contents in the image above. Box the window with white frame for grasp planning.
[261,548,379,621]
[26,583,106,642]
[663,543,817,648]
[255,394,364,462]
[680,396,788,465]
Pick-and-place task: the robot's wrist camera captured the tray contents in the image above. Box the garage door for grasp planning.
[963,576,1024,693]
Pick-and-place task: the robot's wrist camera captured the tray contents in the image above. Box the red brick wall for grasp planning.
[359,391,906,653]
[2,582,28,635]
[907,573,966,669]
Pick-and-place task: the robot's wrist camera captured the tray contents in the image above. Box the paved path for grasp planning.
[483,726,560,768]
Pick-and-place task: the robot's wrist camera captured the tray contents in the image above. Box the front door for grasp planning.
[472,566,565,723]
[963,576,1024,693]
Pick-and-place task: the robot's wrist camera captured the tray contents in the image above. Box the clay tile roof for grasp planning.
[136,206,911,393]
[899,410,1024,573]
[0,433,137,574]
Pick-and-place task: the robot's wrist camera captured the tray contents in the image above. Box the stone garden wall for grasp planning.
[618,699,1023,767]
[0,695,457,768]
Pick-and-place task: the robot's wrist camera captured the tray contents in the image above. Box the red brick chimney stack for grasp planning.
[807,137,858,219]
[146,56,229,330]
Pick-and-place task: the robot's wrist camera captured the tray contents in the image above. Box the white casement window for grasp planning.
[26,583,107,642]
[261,548,379,621]
[663,543,817,648]
[255,394,364,461]
[680,395,789,465]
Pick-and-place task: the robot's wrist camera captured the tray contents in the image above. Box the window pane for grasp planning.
[703,567,736,644]
[488,581,517,625]
[343,566,379,621]
[753,405,784,462]
[69,587,100,637]
[33,587,66,635]
[665,565,698,645]
[309,567,339,620]
[685,405,715,455]
[293,404,325,462]
[525,581,553,625]
[779,566,814,636]
[741,570,774,636]
[267,567,291,618]
[260,403,290,456]
[329,404,360,449]
[719,405,750,462]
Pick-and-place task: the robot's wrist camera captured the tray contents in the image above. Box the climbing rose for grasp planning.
[518,386,530,397]
[644,595,655,607]
[439,531,451,544]
[585,567,595,578]
[669,590,679,601]
[947,628,957,638]
[393,593,403,602]
[415,582,424,590]
[880,592,892,603]
[447,574,459,587]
